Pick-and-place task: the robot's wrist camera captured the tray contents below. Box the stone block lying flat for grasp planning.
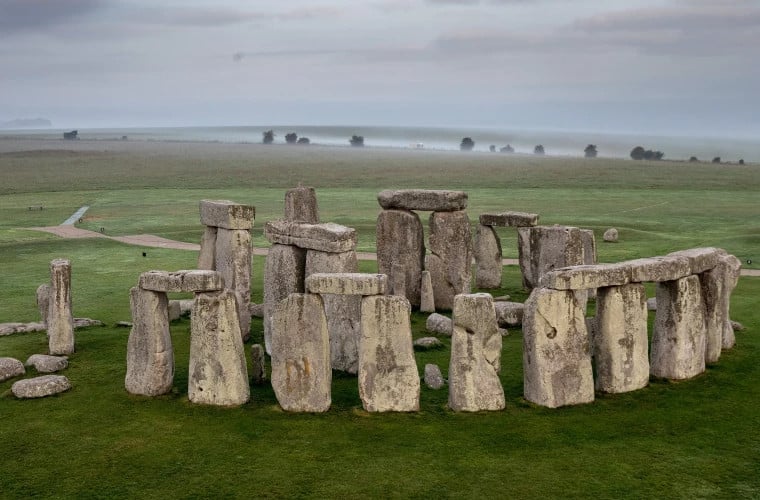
[377,189,467,212]
[25,354,68,373]
[199,199,255,230]
[625,256,691,283]
[138,270,224,293]
[667,247,722,275]
[12,375,71,399]
[540,263,630,290]
[0,357,25,382]
[306,273,388,296]
[264,220,357,253]
[479,211,539,227]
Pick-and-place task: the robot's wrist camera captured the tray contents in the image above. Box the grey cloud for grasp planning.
[0,0,104,33]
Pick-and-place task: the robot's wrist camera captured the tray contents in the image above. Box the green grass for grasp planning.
[1,143,759,498]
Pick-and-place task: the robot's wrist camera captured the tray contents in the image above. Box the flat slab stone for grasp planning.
[0,322,46,335]
[48,258,74,356]
[139,270,225,293]
[25,354,68,373]
[667,247,722,275]
[413,336,443,350]
[305,273,388,296]
[12,375,71,398]
[427,210,473,310]
[479,211,539,227]
[377,189,467,212]
[426,313,452,336]
[474,224,502,289]
[494,301,524,327]
[0,357,25,382]
[263,244,306,355]
[625,256,691,283]
[199,199,255,230]
[521,226,584,290]
[540,263,630,290]
[264,220,357,253]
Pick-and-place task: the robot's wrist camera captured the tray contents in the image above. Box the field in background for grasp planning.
[1,140,759,497]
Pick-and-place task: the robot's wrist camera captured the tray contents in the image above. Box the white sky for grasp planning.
[1,0,758,136]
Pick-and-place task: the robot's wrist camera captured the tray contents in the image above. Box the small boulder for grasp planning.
[25,354,68,373]
[647,298,657,311]
[0,357,25,382]
[603,228,618,242]
[425,313,452,336]
[730,320,745,332]
[413,336,443,350]
[12,375,71,399]
[424,364,445,390]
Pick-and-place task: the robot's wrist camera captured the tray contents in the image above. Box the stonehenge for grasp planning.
[476,211,539,289]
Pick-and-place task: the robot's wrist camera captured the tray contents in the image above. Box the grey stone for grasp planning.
[284,186,319,223]
[646,297,657,311]
[413,336,443,349]
[593,284,649,393]
[168,300,181,321]
[719,253,742,350]
[249,303,264,318]
[264,220,357,253]
[188,290,250,406]
[197,226,217,270]
[12,375,71,399]
[603,228,618,242]
[475,224,502,289]
[522,226,584,290]
[650,275,707,380]
[424,364,445,390]
[625,256,691,283]
[48,258,75,356]
[36,283,50,325]
[377,189,468,212]
[263,244,306,355]
[305,273,387,296]
[199,199,255,230]
[419,270,435,313]
[125,287,174,396]
[271,293,331,412]
[0,357,25,382]
[390,262,407,298]
[517,227,533,289]
[426,313,452,336]
[116,321,132,328]
[215,228,252,339]
[138,270,225,293]
[540,263,630,290]
[0,322,46,336]
[523,288,594,408]
[730,320,745,332]
[580,229,597,299]
[25,354,68,373]
[493,301,524,327]
[449,293,505,411]
[359,295,420,412]
[250,343,266,385]
[668,247,722,275]
[427,210,472,310]
[479,211,539,227]
[376,209,425,307]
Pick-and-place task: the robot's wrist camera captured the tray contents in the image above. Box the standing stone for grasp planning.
[359,295,420,412]
[494,301,524,327]
[424,364,445,390]
[264,244,306,355]
[285,186,319,223]
[197,226,217,270]
[48,259,75,356]
[271,294,331,412]
[427,211,472,310]
[377,189,467,212]
[517,227,533,289]
[0,357,25,382]
[719,253,742,350]
[475,224,502,289]
[580,229,597,299]
[376,209,425,307]
[523,288,594,408]
[449,294,505,411]
[390,262,407,298]
[306,249,361,374]
[700,264,727,364]
[593,284,649,393]
[523,226,584,290]
[419,270,435,313]
[215,228,252,339]
[650,275,707,380]
[250,343,266,385]
[36,284,50,325]
[125,287,174,396]
[189,290,250,406]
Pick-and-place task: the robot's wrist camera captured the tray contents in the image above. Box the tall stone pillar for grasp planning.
[48,259,75,355]
[427,210,472,310]
[376,209,425,306]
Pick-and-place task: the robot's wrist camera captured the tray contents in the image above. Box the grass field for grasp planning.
[1,140,758,498]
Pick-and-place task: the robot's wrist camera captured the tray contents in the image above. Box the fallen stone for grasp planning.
[580,229,598,299]
[0,322,46,336]
[215,227,253,338]
[48,258,75,356]
[603,228,618,242]
[284,186,319,223]
[731,320,745,331]
[264,220,357,253]
[178,299,193,315]
[305,273,388,296]
[199,199,255,230]
[36,283,50,325]
[668,247,722,275]
[138,270,225,293]
[376,209,425,307]
[263,244,306,355]
[413,336,443,350]
[25,354,68,373]
[479,211,539,227]
[73,318,104,328]
[249,303,264,318]
[493,301,524,327]
[493,295,510,301]
[0,357,25,382]
[377,189,467,212]
[250,343,266,385]
[197,226,217,270]
[625,256,691,283]
[12,375,71,399]
[424,364,445,390]
[419,270,435,313]
[426,313,452,336]
[427,210,472,310]
[475,224,502,289]
[499,327,510,337]
[540,263,630,290]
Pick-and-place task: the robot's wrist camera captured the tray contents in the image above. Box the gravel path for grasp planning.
[61,206,90,225]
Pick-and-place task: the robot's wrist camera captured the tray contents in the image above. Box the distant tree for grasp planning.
[489,145,496,153]
[297,137,310,145]
[500,144,514,153]
[630,146,646,160]
[262,130,275,144]
[534,144,545,155]
[651,151,664,160]
[712,157,721,164]
[689,156,699,162]
[739,159,745,165]
[460,137,475,151]
[285,132,298,144]
[584,144,598,158]
[350,135,364,147]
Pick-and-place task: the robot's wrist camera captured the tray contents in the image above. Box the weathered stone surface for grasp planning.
[215,228,252,338]
[125,287,174,396]
[249,303,264,318]
[730,320,745,332]
[48,258,75,356]
[12,375,71,399]
[0,357,25,382]
[449,293,505,411]
[493,301,524,327]
[390,262,407,298]
[424,364,445,389]
[517,227,533,289]
[271,294,331,412]
[0,322,46,336]
[139,270,225,293]
[522,226,584,290]
[168,300,181,321]
[188,290,250,406]
[305,273,387,296]
[359,295,420,412]
[199,199,255,230]
[413,336,443,349]
[475,224,502,289]
[73,318,103,328]
[263,244,306,355]
[264,220,357,253]
[603,228,618,242]
[36,283,50,325]
[540,263,630,290]
[719,253,742,350]
[646,297,657,311]
[426,313,452,336]
[197,225,217,270]
[651,275,707,380]
[284,186,319,223]
[427,210,472,310]
[580,229,597,299]
[376,209,425,307]
[700,263,728,364]
[250,343,266,385]
[419,271,435,313]
[377,189,467,212]
[668,247,722,275]
[593,284,649,393]
[625,256,691,283]
[479,211,539,227]
[25,354,68,373]
[523,288,594,408]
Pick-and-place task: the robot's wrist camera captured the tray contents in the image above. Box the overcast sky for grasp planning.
[1,0,758,136]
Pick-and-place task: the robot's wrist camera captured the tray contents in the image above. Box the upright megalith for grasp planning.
[36,284,50,325]
[359,295,420,412]
[125,287,174,396]
[593,284,649,393]
[580,229,597,298]
[523,287,594,408]
[48,259,75,355]
[263,244,306,354]
[427,210,472,310]
[284,186,319,223]
[271,294,331,412]
[718,253,742,349]
[650,275,707,380]
[419,270,435,313]
[197,226,217,270]
[376,209,425,306]
[474,224,502,289]
[521,226,584,290]
[189,289,250,406]
[448,293,505,411]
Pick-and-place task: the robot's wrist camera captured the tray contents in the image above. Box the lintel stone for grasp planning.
[377,189,467,212]
[305,273,388,296]
[666,247,722,275]
[625,256,691,283]
[199,200,255,230]
[264,220,357,252]
[479,211,539,227]
[139,270,225,293]
[540,263,630,290]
